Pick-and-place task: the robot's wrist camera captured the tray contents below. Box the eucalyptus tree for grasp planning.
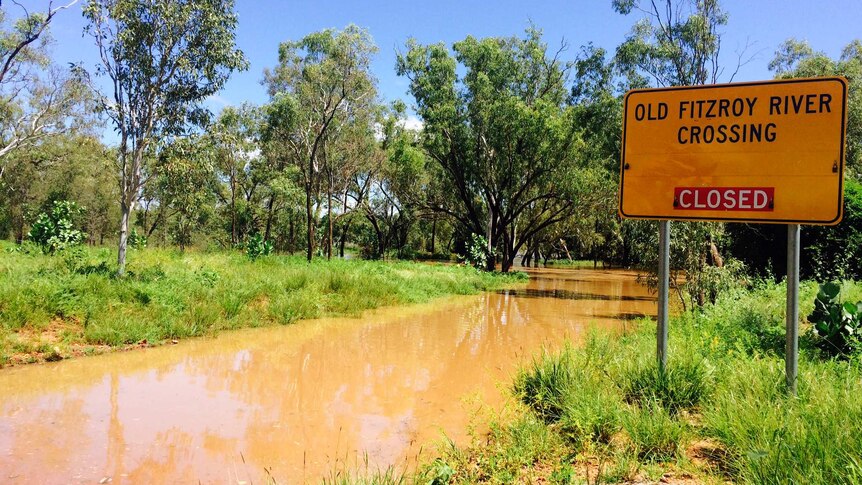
[82,0,247,275]
[612,0,728,87]
[397,28,582,271]
[325,109,378,258]
[0,133,116,244]
[263,25,378,262]
[0,1,89,179]
[360,105,427,259]
[153,136,217,250]
[209,103,263,246]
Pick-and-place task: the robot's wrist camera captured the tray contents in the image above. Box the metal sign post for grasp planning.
[657,220,670,371]
[786,224,801,394]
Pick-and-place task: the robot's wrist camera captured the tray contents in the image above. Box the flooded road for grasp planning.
[0,268,654,484]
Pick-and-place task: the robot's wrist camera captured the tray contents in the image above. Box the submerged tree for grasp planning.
[82,0,247,275]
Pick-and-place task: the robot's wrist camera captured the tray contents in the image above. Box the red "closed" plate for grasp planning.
[674,187,775,212]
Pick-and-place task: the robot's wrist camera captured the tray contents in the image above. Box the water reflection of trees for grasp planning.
[0,269,656,482]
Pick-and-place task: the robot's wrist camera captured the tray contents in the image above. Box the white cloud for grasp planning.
[399,115,424,132]
[206,94,233,108]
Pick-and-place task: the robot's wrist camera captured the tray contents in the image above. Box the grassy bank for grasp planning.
[0,242,526,366]
[410,280,862,484]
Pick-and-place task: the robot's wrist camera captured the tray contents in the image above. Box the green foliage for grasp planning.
[514,339,624,452]
[804,179,862,280]
[808,282,862,356]
[127,229,147,249]
[462,233,492,271]
[263,25,378,262]
[613,0,728,87]
[154,135,217,249]
[728,180,862,282]
[27,200,87,254]
[637,220,745,310]
[424,459,454,485]
[245,233,273,260]
[83,0,248,137]
[703,358,862,484]
[83,0,248,273]
[427,414,566,484]
[396,28,584,271]
[558,385,622,449]
[0,4,90,178]
[514,347,576,423]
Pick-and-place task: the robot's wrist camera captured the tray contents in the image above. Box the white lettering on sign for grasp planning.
[675,187,774,212]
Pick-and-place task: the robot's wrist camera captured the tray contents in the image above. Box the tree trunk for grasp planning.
[288,216,295,254]
[327,191,333,260]
[430,218,436,254]
[305,188,314,262]
[339,218,352,258]
[560,239,572,261]
[521,242,531,267]
[230,172,237,246]
[485,209,496,271]
[500,229,513,273]
[117,199,132,276]
[264,195,276,242]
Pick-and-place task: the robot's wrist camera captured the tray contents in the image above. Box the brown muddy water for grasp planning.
[0,268,654,484]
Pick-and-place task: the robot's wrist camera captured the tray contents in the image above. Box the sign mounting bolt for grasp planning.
[624,163,630,170]
[833,161,838,173]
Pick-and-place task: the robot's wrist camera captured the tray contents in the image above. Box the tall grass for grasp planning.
[0,243,526,364]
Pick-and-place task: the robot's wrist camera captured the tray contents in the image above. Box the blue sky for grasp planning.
[33,0,862,119]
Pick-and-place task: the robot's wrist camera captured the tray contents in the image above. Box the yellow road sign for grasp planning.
[618,77,848,225]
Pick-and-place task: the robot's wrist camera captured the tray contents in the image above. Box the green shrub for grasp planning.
[807,282,862,357]
[246,233,273,260]
[128,228,148,249]
[27,200,87,254]
[462,233,492,270]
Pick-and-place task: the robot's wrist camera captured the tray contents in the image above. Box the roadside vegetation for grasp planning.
[402,279,862,484]
[0,241,525,366]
